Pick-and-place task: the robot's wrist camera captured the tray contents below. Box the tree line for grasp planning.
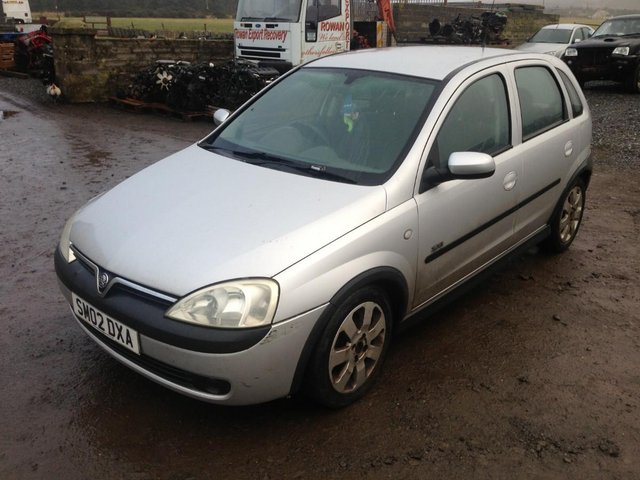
[30,0,239,18]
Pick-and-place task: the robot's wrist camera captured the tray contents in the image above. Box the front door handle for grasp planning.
[503,171,517,191]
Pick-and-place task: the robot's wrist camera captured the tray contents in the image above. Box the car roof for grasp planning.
[540,23,591,30]
[607,14,640,20]
[305,45,520,81]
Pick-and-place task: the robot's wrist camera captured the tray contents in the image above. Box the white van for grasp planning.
[1,0,32,24]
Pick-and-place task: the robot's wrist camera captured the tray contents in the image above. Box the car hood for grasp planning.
[70,145,387,296]
[576,35,636,48]
[517,42,567,55]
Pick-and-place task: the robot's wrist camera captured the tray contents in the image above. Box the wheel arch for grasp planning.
[548,161,592,226]
[288,266,409,396]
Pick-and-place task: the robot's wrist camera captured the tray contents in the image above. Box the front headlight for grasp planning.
[613,46,630,56]
[564,48,578,57]
[166,279,279,328]
[58,211,79,263]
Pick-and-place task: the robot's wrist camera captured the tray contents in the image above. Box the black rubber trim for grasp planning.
[425,178,561,264]
[55,248,270,354]
[80,319,231,396]
[401,225,550,334]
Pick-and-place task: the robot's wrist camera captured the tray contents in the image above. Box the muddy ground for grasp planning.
[0,80,639,480]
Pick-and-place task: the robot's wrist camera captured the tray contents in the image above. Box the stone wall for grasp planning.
[51,28,234,103]
[393,4,560,46]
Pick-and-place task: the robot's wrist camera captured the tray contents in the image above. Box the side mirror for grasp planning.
[305,6,319,42]
[448,151,496,179]
[421,151,495,191]
[573,38,581,44]
[213,108,230,126]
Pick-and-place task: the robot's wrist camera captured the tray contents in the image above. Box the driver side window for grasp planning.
[428,73,511,169]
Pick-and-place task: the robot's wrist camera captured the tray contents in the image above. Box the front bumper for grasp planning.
[55,248,327,405]
[566,53,639,82]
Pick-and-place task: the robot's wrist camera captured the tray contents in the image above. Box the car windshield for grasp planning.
[236,0,303,21]
[593,18,640,37]
[529,28,572,44]
[201,68,438,185]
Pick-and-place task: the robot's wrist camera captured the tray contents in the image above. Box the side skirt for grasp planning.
[398,225,550,333]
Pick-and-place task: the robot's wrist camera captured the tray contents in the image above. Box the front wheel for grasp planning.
[626,64,640,94]
[305,286,392,408]
[541,178,586,253]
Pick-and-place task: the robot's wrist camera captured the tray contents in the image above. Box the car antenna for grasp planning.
[482,0,497,50]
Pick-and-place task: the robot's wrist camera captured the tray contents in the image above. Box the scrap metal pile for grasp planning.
[13,27,55,82]
[122,60,280,112]
[425,11,509,45]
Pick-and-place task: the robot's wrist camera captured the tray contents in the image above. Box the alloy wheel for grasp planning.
[328,301,386,393]
[559,185,584,244]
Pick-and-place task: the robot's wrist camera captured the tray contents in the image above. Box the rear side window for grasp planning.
[429,73,510,169]
[558,70,584,118]
[515,66,567,141]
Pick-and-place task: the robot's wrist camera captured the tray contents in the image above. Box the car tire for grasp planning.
[305,286,393,408]
[626,64,640,94]
[541,177,586,253]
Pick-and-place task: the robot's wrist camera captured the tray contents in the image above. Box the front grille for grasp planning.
[579,47,615,67]
[240,49,282,59]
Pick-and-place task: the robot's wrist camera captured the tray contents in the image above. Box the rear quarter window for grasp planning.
[558,69,584,118]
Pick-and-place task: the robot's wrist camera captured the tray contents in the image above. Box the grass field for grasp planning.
[34,13,235,33]
[33,14,602,34]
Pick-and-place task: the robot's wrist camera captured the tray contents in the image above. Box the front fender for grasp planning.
[273,199,418,324]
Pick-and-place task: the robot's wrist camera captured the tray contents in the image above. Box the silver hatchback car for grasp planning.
[56,46,592,407]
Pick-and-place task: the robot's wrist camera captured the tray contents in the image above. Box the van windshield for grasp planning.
[236,0,303,22]
[201,67,438,186]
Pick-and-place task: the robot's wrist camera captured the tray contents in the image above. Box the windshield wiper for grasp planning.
[234,150,357,184]
[200,145,356,184]
[264,17,291,22]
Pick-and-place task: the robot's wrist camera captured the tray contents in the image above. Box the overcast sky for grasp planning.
[449,0,637,8]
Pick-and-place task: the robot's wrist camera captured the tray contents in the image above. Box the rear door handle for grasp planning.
[564,141,574,157]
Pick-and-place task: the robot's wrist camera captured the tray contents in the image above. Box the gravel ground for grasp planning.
[586,82,640,167]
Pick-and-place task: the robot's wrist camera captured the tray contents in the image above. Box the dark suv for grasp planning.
[563,14,640,93]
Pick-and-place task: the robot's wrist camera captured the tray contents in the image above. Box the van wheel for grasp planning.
[305,286,392,408]
[541,178,586,253]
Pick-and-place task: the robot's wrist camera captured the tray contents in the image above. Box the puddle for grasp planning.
[0,110,20,120]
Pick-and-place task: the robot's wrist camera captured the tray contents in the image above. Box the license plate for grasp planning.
[72,293,140,354]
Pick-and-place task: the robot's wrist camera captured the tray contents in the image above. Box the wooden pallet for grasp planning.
[1,43,16,70]
[109,96,213,121]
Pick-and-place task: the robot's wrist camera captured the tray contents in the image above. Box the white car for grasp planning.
[517,23,594,57]
[56,46,592,407]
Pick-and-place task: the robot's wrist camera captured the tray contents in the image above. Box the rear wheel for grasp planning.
[305,286,392,408]
[541,178,586,253]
